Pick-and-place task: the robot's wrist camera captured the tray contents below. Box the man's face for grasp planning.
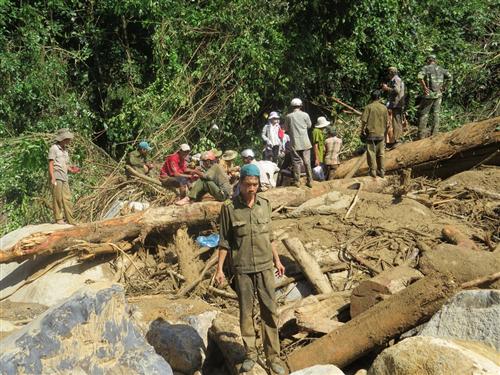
[179,150,190,159]
[139,148,148,155]
[243,156,254,165]
[240,176,259,198]
[201,159,212,168]
[271,118,279,125]
[60,139,71,147]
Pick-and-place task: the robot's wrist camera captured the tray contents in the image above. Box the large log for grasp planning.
[282,238,333,294]
[0,177,390,264]
[286,274,458,371]
[295,293,350,334]
[334,117,500,179]
[350,265,424,318]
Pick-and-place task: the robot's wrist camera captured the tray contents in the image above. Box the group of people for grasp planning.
[46,54,451,375]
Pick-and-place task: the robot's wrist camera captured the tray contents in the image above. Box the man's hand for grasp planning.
[381,83,389,92]
[424,87,430,96]
[68,166,80,174]
[315,159,320,167]
[51,177,57,186]
[274,260,285,277]
[215,269,226,285]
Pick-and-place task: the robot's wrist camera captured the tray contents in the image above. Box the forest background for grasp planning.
[0,0,498,234]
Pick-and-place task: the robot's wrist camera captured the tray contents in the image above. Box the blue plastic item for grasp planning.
[196,233,220,248]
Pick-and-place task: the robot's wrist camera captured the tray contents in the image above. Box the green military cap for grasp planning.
[427,54,436,61]
[388,66,398,73]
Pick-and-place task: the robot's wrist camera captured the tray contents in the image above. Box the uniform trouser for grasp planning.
[366,140,385,177]
[325,164,339,180]
[387,108,403,143]
[188,179,227,201]
[290,148,312,183]
[418,97,442,139]
[235,269,280,363]
[51,180,75,224]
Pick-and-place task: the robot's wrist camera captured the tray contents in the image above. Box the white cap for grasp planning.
[290,98,303,107]
[180,143,191,152]
[241,149,255,158]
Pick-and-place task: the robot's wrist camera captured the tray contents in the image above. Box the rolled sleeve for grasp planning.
[218,204,232,250]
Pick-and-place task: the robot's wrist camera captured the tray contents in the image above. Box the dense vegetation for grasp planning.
[0,0,498,233]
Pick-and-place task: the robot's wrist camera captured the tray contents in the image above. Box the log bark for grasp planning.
[334,117,500,179]
[173,226,200,284]
[441,225,480,251]
[286,274,458,371]
[0,177,390,264]
[350,265,424,318]
[282,238,333,294]
[208,313,268,375]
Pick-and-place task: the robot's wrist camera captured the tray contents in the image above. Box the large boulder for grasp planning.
[368,336,500,375]
[419,289,500,350]
[0,282,172,375]
[290,364,345,374]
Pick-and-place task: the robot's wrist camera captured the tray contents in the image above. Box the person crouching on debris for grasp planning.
[361,90,388,178]
[160,143,202,199]
[175,150,232,206]
[126,141,154,177]
[48,128,80,224]
[220,149,240,184]
[216,164,286,374]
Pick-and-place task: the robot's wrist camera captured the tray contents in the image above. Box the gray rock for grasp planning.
[419,289,500,350]
[0,282,172,375]
[184,310,219,347]
[368,336,500,375]
[147,319,205,374]
[290,364,345,374]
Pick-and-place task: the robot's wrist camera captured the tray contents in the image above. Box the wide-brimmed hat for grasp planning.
[54,128,74,142]
[268,111,280,120]
[222,150,238,161]
[388,66,398,74]
[211,148,223,158]
[315,117,330,129]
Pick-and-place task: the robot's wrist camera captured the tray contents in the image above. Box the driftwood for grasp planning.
[0,177,390,264]
[125,165,162,186]
[441,225,480,251]
[350,265,424,318]
[286,274,458,371]
[174,226,200,284]
[295,292,350,334]
[282,238,333,294]
[334,117,500,178]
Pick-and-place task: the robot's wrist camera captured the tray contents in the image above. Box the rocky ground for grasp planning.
[0,167,499,375]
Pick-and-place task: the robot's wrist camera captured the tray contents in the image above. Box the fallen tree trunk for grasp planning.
[441,225,480,251]
[350,265,424,318]
[334,117,500,179]
[0,177,389,264]
[282,238,333,294]
[295,293,350,334]
[286,274,458,371]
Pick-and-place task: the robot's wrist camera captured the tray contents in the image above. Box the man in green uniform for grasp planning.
[216,164,286,374]
[417,55,452,139]
[175,150,232,205]
[361,90,388,178]
[126,141,154,176]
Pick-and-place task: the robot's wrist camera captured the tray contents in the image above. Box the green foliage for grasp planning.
[0,0,498,234]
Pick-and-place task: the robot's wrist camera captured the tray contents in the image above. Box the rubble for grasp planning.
[0,283,172,375]
[368,336,500,375]
[290,364,345,374]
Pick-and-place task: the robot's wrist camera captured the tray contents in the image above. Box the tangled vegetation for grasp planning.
[0,0,498,233]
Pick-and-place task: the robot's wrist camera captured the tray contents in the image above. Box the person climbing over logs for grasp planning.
[381,66,405,148]
[175,150,232,206]
[215,163,286,374]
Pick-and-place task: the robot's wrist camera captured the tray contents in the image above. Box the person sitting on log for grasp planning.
[175,150,232,206]
[126,141,154,177]
[219,149,240,184]
[159,143,202,199]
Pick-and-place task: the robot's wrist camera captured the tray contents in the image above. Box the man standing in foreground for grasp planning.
[361,90,388,178]
[284,98,313,188]
[216,164,286,374]
[417,54,452,139]
[48,128,80,224]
